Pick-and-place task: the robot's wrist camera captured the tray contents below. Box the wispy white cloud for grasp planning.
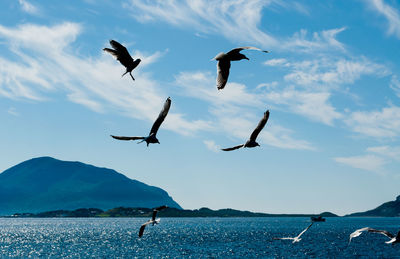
[203,140,221,152]
[7,107,19,116]
[365,0,400,39]
[284,27,347,52]
[264,58,290,67]
[263,53,395,134]
[0,22,210,135]
[124,0,279,47]
[390,75,400,97]
[256,81,279,90]
[18,0,39,15]
[367,145,400,161]
[174,71,315,150]
[259,123,315,150]
[176,70,342,126]
[278,57,389,87]
[334,154,386,172]
[263,87,342,125]
[334,144,400,173]
[345,105,400,138]
[123,0,346,52]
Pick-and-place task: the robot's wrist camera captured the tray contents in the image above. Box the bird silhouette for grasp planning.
[103,39,141,82]
[349,227,400,245]
[213,46,269,90]
[138,205,168,238]
[222,110,270,151]
[111,97,171,146]
[274,222,314,243]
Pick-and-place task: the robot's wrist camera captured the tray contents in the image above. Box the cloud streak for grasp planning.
[203,140,221,153]
[0,22,210,136]
[345,105,400,138]
[18,0,39,15]
[334,154,386,172]
[365,0,400,39]
[174,71,315,150]
[124,0,346,52]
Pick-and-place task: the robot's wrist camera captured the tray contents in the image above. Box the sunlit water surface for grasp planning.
[0,217,399,258]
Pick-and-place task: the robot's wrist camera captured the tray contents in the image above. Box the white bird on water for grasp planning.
[274,222,314,243]
[349,227,400,245]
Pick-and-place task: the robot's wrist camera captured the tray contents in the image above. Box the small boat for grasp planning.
[311,216,326,222]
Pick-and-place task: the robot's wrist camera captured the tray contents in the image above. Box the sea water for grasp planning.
[0,217,399,258]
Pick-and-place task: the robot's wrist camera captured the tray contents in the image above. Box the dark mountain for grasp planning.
[7,206,338,218]
[0,157,181,215]
[346,195,400,217]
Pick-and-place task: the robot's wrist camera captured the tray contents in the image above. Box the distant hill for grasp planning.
[6,206,338,218]
[0,157,181,215]
[346,195,400,217]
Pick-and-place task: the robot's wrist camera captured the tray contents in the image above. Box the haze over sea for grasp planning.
[0,217,398,258]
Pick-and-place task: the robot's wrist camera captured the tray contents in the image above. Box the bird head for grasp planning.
[256,142,260,147]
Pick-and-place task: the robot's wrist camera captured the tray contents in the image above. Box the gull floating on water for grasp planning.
[138,205,168,238]
[221,110,269,151]
[111,97,171,146]
[103,39,141,82]
[212,46,269,90]
[274,222,314,243]
[349,227,400,245]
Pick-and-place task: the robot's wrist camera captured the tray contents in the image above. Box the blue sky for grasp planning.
[0,0,400,215]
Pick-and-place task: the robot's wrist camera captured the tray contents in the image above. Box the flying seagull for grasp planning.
[274,222,314,243]
[349,227,400,245]
[111,97,171,146]
[138,205,168,238]
[103,39,141,82]
[213,46,269,90]
[221,110,270,151]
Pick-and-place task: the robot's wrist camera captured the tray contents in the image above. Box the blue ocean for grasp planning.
[0,217,399,258]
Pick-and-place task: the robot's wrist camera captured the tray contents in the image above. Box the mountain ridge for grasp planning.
[6,206,339,218]
[0,156,181,215]
[346,195,400,217]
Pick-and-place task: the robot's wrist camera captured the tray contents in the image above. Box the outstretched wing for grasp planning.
[138,221,151,238]
[152,205,168,221]
[221,144,244,151]
[349,227,370,244]
[368,228,395,239]
[273,237,294,240]
[296,222,313,239]
[216,59,230,90]
[150,97,171,136]
[110,135,145,141]
[151,210,157,221]
[104,40,134,69]
[250,110,270,142]
[154,205,168,211]
[103,48,118,58]
[226,46,269,56]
